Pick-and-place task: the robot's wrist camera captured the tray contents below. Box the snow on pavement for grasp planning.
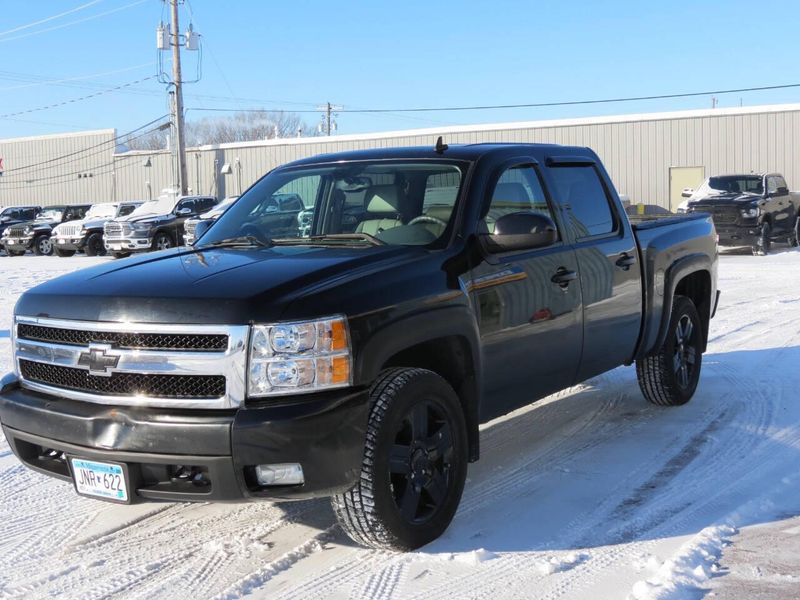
[1,250,800,599]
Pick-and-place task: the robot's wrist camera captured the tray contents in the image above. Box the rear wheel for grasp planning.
[752,221,771,255]
[84,232,106,256]
[332,368,468,550]
[152,232,173,251]
[636,295,703,406]
[54,248,75,257]
[33,234,53,256]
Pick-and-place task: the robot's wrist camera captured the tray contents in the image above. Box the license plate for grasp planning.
[70,458,129,502]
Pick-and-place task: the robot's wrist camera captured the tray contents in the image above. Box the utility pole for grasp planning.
[170,0,188,196]
[317,102,343,136]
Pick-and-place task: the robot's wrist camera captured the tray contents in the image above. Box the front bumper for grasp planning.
[714,224,760,247]
[2,237,33,250]
[0,373,369,503]
[104,236,153,252]
[52,236,85,251]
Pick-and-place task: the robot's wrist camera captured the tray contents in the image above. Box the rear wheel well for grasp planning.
[674,270,711,351]
[381,336,479,462]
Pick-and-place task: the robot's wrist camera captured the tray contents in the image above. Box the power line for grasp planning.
[1,115,169,174]
[0,62,154,92]
[0,75,158,120]
[186,82,800,116]
[0,0,104,38]
[0,0,147,44]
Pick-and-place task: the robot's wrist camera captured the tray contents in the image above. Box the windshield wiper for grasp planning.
[271,233,385,246]
[200,235,271,248]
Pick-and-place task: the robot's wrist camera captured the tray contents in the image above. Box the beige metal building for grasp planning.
[3,103,800,210]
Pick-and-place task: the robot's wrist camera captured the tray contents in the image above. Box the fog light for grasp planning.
[255,463,304,486]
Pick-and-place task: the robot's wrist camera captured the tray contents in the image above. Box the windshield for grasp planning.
[707,175,763,195]
[129,196,175,218]
[201,161,465,247]
[36,207,65,220]
[86,204,117,219]
[117,203,140,217]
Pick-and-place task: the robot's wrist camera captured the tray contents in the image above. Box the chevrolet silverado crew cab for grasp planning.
[0,143,719,551]
[103,194,218,258]
[1,204,91,256]
[52,201,143,257]
[684,173,800,255]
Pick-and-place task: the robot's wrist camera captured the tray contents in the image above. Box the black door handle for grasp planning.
[616,254,636,270]
[551,268,578,288]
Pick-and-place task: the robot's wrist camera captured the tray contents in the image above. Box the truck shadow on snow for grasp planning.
[275,345,800,555]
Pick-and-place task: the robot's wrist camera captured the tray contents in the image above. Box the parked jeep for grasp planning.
[1,204,91,256]
[685,173,800,255]
[104,195,218,258]
[0,206,41,254]
[52,202,142,257]
[0,143,718,550]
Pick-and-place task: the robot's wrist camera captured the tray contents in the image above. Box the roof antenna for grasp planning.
[435,136,448,154]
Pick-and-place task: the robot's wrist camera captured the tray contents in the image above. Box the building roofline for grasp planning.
[174,102,800,153]
[0,128,116,144]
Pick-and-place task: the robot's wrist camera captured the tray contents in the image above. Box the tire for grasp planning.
[33,234,53,256]
[332,367,468,551]
[752,221,771,256]
[636,295,703,406]
[112,252,130,259]
[789,216,800,248]
[152,232,173,251]
[54,248,76,257]
[84,232,106,256]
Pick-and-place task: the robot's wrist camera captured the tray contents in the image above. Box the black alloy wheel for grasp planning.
[673,313,697,391]
[84,232,106,256]
[753,221,771,255]
[153,232,173,251]
[389,400,455,525]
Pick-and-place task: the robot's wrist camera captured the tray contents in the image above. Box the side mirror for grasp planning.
[192,219,213,243]
[681,188,694,198]
[774,186,789,196]
[480,211,558,253]
[176,207,192,216]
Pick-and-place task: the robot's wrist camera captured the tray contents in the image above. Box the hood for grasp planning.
[115,211,176,225]
[16,244,423,324]
[690,191,761,206]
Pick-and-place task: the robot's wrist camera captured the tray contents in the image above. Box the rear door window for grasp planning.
[548,166,616,238]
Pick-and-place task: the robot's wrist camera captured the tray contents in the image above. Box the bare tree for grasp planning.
[122,110,312,151]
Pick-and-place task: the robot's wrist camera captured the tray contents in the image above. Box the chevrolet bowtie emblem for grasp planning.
[77,344,120,377]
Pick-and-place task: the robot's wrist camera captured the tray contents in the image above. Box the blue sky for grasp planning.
[2,0,800,140]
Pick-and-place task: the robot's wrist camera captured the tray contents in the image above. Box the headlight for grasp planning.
[248,316,351,397]
[740,206,759,218]
[130,223,150,231]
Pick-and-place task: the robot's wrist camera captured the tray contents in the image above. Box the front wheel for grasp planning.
[332,368,468,551]
[84,232,106,256]
[112,251,130,259]
[152,232,173,251]
[636,295,703,406]
[752,221,771,256]
[33,235,53,256]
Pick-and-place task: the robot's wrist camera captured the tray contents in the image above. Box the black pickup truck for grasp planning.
[0,143,719,550]
[685,173,800,255]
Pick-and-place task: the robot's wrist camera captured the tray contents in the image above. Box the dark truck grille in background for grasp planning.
[20,359,226,399]
[17,324,228,352]
[691,205,739,224]
[6,225,27,237]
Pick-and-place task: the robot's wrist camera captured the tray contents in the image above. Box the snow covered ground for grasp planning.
[1,249,800,599]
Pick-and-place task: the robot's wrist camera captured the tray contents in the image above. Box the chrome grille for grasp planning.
[18,323,228,352]
[20,360,226,399]
[6,225,27,237]
[184,221,198,244]
[14,316,249,409]
[104,222,129,237]
[57,224,81,237]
